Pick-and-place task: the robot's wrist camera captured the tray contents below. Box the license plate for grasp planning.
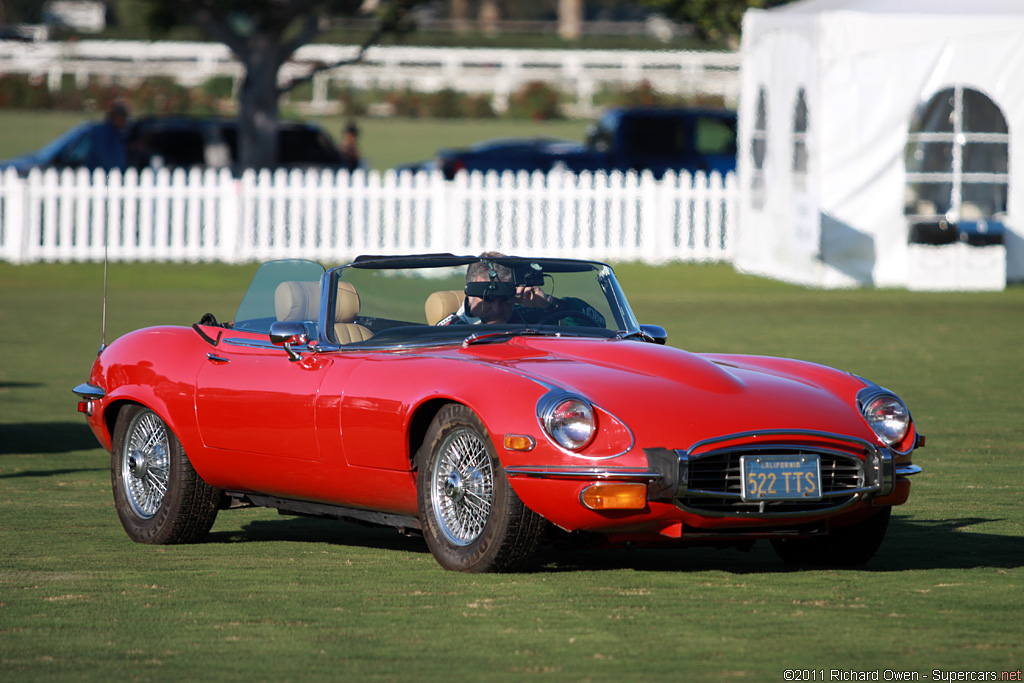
[740,455,822,501]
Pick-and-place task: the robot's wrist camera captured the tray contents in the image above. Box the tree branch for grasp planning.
[280,0,418,96]
[280,10,327,63]
[191,4,249,58]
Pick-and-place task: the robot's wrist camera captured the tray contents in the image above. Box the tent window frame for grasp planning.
[905,85,1009,222]
[751,86,768,210]
[792,88,809,191]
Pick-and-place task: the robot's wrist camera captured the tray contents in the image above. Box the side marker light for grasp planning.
[581,483,648,510]
[503,434,536,452]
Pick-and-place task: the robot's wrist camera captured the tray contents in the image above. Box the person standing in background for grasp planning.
[339,121,361,172]
[87,101,129,172]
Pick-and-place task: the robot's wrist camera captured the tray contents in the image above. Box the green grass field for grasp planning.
[1,261,1022,681]
[0,110,591,172]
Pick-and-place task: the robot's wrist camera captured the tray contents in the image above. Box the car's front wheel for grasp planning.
[416,404,545,573]
[111,404,223,544]
[770,507,892,566]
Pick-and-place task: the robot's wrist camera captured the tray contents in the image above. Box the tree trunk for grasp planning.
[236,32,283,170]
[479,0,500,37]
[450,0,469,33]
[558,0,583,41]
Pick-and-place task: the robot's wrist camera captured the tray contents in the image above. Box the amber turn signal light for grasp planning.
[581,483,648,510]
[503,434,536,451]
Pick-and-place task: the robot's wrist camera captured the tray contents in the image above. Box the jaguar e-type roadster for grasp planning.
[74,254,923,572]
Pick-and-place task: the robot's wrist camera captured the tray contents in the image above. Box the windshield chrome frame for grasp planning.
[321,254,642,349]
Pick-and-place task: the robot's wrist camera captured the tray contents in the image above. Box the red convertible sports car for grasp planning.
[74,254,923,572]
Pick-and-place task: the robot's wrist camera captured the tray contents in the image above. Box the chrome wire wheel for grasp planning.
[417,404,545,572]
[111,404,223,545]
[431,426,494,546]
[120,409,171,519]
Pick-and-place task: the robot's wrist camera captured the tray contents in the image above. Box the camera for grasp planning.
[516,265,545,287]
[464,280,516,301]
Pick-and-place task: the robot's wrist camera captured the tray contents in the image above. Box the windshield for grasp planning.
[233,259,326,334]
[32,122,96,163]
[324,255,640,348]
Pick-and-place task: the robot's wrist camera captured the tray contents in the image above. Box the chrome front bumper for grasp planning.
[506,430,922,519]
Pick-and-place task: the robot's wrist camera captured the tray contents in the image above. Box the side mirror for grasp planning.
[639,324,668,345]
[269,321,308,361]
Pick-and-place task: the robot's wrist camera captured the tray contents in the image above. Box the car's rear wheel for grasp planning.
[416,404,544,573]
[111,404,222,544]
[770,507,892,566]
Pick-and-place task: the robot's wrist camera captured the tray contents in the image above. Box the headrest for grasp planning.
[425,290,466,325]
[336,281,360,323]
[275,281,320,321]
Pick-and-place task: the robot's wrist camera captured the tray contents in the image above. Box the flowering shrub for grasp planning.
[599,80,726,110]
[507,81,563,120]
[0,74,216,114]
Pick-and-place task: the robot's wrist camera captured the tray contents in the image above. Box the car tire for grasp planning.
[416,404,545,573]
[111,404,223,544]
[770,507,892,567]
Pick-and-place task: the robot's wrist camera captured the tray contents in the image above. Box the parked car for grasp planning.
[400,107,737,180]
[0,116,344,174]
[396,137,586,178]
[575,106,737,176]
[74,254,923,573]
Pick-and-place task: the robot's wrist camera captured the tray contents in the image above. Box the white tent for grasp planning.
[735,0,1024,290]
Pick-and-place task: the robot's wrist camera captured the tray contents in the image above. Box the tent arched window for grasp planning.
[793,88,809,191]
[904,86,1009,226]
[751,86,768,209]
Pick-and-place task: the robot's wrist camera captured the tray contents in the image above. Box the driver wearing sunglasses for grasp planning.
[436,251,604,326]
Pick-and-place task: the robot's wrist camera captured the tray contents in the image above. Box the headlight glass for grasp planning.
[863,395,910,445]
[544,398,596,451]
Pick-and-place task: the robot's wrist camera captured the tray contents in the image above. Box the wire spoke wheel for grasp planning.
[417,404,545,573]
[110,404,223,545]
[431,427,494,546]
[120,409,172,519]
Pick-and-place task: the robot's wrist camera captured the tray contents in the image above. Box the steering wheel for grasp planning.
[538,308,604,327]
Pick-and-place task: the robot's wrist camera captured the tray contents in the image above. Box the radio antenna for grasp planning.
[99,178,109,355]
[100,237,108,354]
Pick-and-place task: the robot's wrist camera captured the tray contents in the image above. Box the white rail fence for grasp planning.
[0,167,736,265]
[0,40,741,114]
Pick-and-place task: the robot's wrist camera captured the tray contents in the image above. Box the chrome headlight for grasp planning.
[540,395,596,451]
[862,394,910,446]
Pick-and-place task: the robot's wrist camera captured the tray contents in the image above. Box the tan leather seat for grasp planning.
[274,280,371,344]
[275,281,320,322]
[334,281,373,344]
[425,290,466,325]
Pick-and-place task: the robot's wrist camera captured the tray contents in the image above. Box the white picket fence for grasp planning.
[0,166,736,265]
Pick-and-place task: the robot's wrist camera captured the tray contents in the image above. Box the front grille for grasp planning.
[678,446,865,515]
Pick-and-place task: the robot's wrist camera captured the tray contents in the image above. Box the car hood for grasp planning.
[0,121,95,172]
[0,153,41,172]
[455,336,872,447]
